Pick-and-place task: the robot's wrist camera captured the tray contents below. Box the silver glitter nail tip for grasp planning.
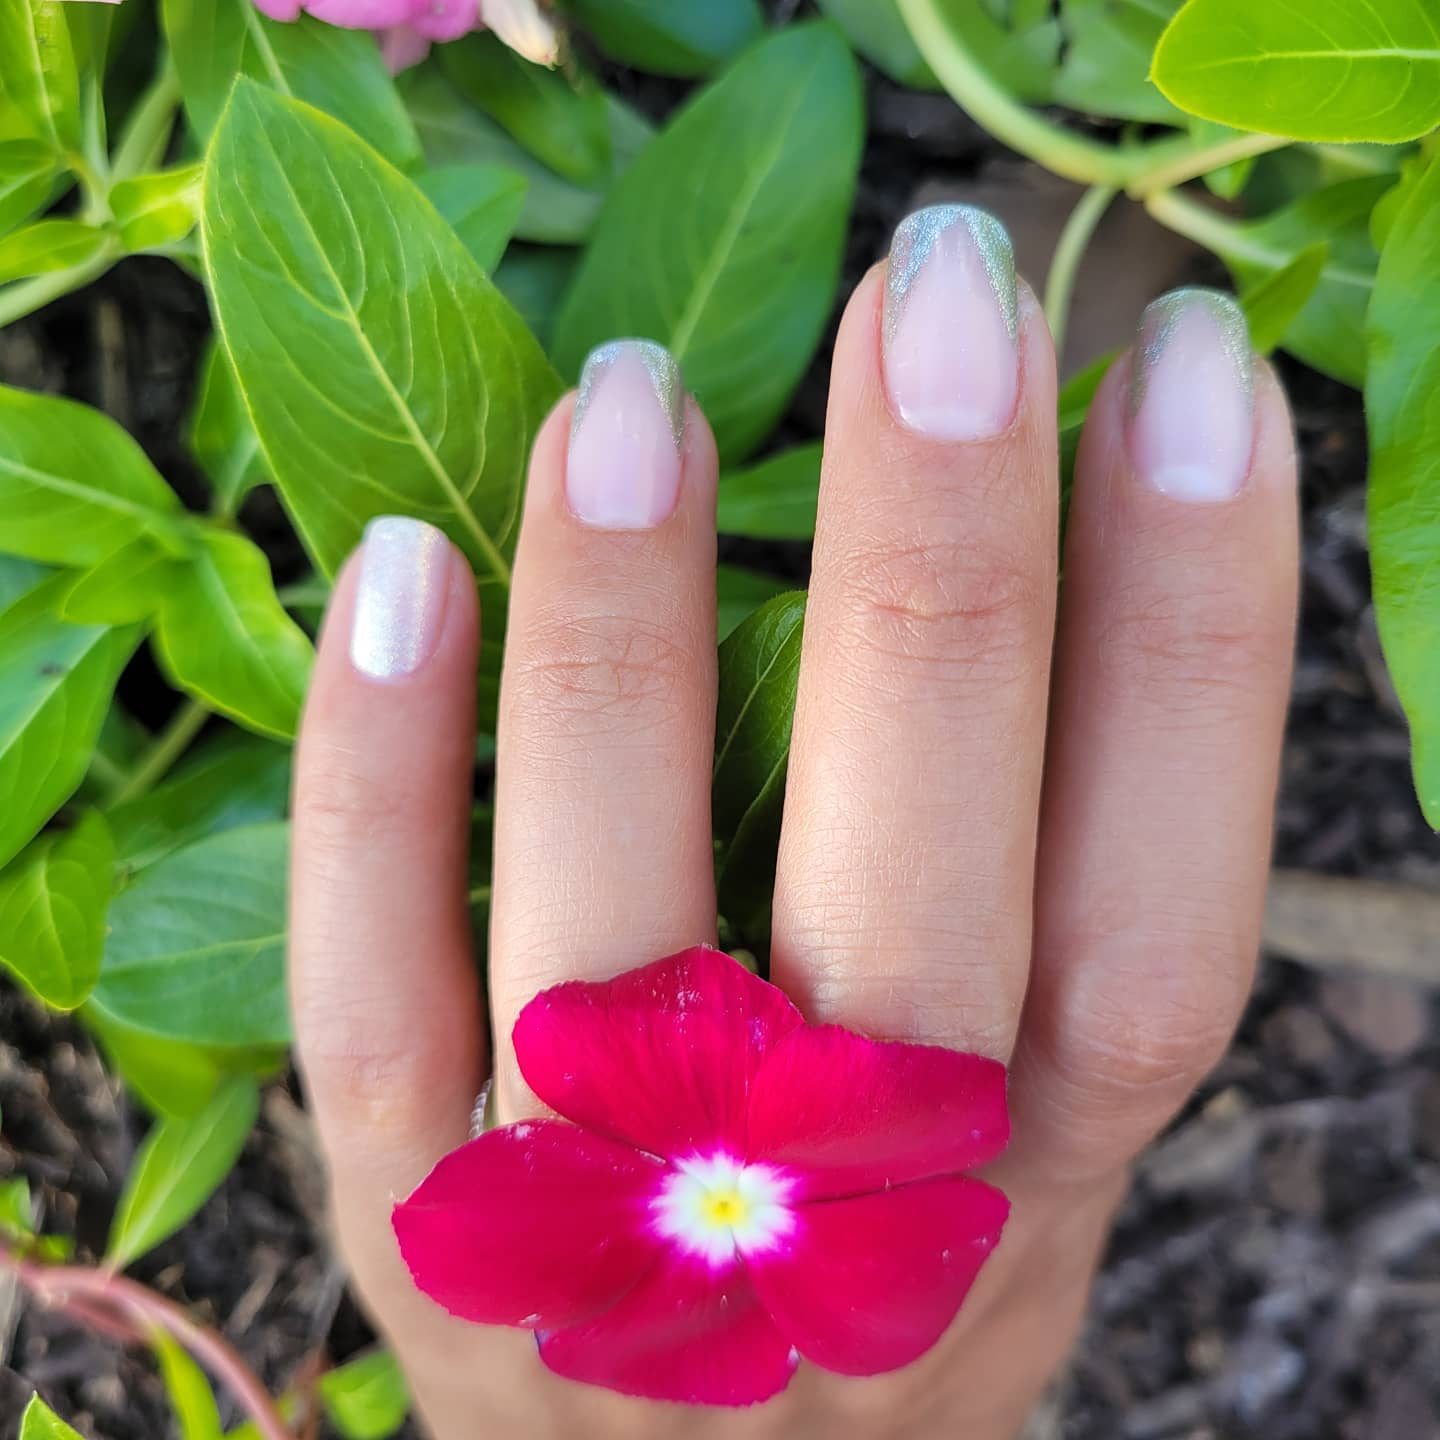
[884,204,1018,345]
[573,338,685,448]
[1131,287,1254,416]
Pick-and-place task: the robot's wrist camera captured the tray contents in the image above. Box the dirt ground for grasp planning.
[3,24,1440,1440]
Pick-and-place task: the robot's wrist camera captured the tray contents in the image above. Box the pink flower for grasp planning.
[393,947,1011,1406]
[251,0,560,71]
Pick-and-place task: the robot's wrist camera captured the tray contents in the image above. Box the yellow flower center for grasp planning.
[701,1189,748,1228]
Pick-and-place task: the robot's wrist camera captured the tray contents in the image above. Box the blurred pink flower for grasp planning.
[251,0,559,71]
[393,946,1012,1405]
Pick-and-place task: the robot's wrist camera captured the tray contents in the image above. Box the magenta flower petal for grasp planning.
[251,0,303,18]
[303,0,412,29]
[538,1257,798,1406]
[746,1024,1010,1199]
[377,24,432,70]
[393,1122,665,1328]
[749,1176,1010,1376]
[407,0,480,41]
[514,947,804,1159]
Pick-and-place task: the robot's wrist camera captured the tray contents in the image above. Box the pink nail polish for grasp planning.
[883,205,1020,442]
[350,516,450,680]
[1129,288,1255,503]
[567,340,685,530]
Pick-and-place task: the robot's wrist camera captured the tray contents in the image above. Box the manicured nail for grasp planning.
[1129,288,1255,503]
[883,204,1020,442]
[350,516,451,680]
[567,340,685,530]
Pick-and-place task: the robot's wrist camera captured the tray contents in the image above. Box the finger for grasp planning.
[290,518,485,1227]
[772,206,1058,1059]
[489,341,719,1116]
[1010,291,1298,1184]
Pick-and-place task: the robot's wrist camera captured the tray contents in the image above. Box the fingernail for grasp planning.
[350,516,451,680]
[1129,288,1255,502]
[883,204,1020,442]
[567,339,685,530]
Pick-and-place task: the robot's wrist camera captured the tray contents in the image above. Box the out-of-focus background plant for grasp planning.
[0,0,1437,1434]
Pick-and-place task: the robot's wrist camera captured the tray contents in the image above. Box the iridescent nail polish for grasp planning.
[350,516,450,680]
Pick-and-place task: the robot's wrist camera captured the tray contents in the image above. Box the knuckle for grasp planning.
[512,606,696,739]
[832,533,1047,685]
[1097,585,1286,707]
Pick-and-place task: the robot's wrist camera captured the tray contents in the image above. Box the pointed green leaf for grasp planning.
[318,1350,410,1440]
[0,811,112,1010]
[20,1397,86,1440]
[111,164,203,253]
[152,1333,225,1440]
[0,0,80,154]
[155,530,313,740]
[1052,0,1182,123]
[202,81,560,731]
[0,578,136,870]
[94,822,289,1047]
[60,537,187,626]
[417,164,528,273]
[106,1076,259,1267]
[188,338,265,516]
[440,33,610,185]
[0,219,108,283]
[1367,153,1440,825]
[718,443,822,540]
[1239,241,1327,354]
[0,138,59,235]
[566,0,763,77]
[1153,0,1440,143]
[0,385,185,566]
[554,23,863,463]
[162,0,419,165]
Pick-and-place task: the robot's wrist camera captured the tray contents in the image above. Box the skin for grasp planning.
[289,264,1298,1438]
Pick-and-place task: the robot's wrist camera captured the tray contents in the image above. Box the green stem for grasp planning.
[897,0,1290,194]
[112,64,182,181]
[1044,184,1116,354]
[1143,187,1241,254]
[106,700,209,807]
[0,249,118,328]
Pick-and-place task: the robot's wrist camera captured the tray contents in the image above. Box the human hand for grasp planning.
[289,206,1297,1438]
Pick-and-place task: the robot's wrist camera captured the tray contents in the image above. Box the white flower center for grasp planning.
[651,1153,796,1268]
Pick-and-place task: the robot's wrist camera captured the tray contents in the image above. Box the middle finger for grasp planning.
[772,207,1058,1059]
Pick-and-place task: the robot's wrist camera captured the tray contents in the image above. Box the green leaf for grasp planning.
[86,1005,222,1118]
[203,82,560,732]
[163,0,419,165]
[0,811,112,1010]
[0,1175,36,1238]
[397,64,607,246]
[554,23,863,463]
[440,33,610,185]
[417,163,528,273]
[152,1333,224,1440]
[0,0,80,154]
[818,0,937,86]
[1367,154,1440,826]
[110,163,203,253]
[1371,150,1435,250]
[1157,177,1387,387]
[0,577,136,870]
[494,244,580,350]
[717,443,821,540]
[106,1076,259,1267]
[0,138,59,235]
[318,1350,411,1440]
[1191,117,1255,200]
[20,1396,86,1440]
[0,385,185,566]
[919,0,1062,103]
[1239,241,1327,354]
[0,219,108,283]
[1052,0,1181,123]
[1152,0,1440,143]
[0,553,49,614]
[155,530,313,741]
[713,591,805,946]
[108,731,291,874]
[716,563,787,642]
[1058,349,1115,515]
[60,537,187,625]
[188,338,265,516]
[94,822,288,1046]
[565,0,763,77]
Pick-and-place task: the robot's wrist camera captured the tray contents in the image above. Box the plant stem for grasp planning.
[8,1255,293,1440]
[112,64,182,181]
[1044,184,1116,354]
[107,699,210,807]
[0,250,118,328]
[1126,131,1289,197]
